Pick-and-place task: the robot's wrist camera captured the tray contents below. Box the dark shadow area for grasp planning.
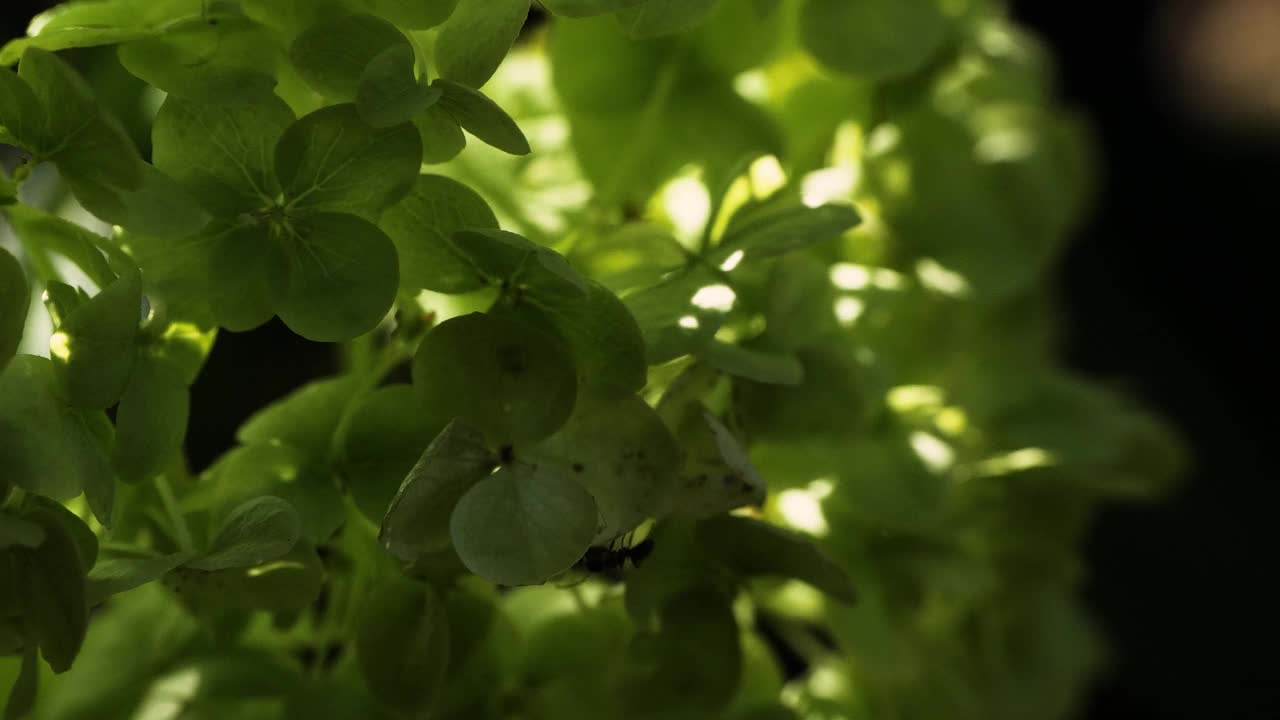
[1014,1,1277,718]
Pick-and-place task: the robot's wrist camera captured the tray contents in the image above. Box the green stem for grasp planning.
[155,475,195,554]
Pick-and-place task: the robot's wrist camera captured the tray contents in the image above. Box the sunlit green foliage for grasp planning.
[0,1,1179,719]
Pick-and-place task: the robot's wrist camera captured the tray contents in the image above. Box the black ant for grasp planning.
[573,536,654,578]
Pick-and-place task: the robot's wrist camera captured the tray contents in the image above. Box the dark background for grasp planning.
[3,2,1275,718]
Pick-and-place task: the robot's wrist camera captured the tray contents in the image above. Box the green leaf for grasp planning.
[450,461,598,586]
[447,229,586,295]
[664,409,767,517]
[127,222,286,332]
[274,104,422,219]
[289,13,407,99]
[799,0,948,81]
[615,0,719,38]
[199,443,346,543]
[0,248,27,373]
[358,45,440,128]
[624,587,742,712]
[167,540,324,614]
[699,340,803,386]
[0,67,41,145]
[412,312,578,445]
[356,580,451,713]
[379,420,496,560]
[32,582,199,720]
[341,384,451,525]
[112,353,190,483]
[17,48,144,190]
[276,212,400,342]
[697,515,856,603]
[0,0,203,64]
[434,79,530,155]
[350,0,461,29]
[67,163,213,238]
[3,643,37,720]
[822,435,947,532]
[540,0,648,17]
[143,648,302,709]
[50,268,141,410]
[379,173,499,293]
[22,496,99,571]
[14,513,89,672]
[86,547,192,604]
[624,266,730,364]
[693,0,785,77]
[0,356,113,501]
[531,394,682,542]
[711,202,861,265]
[238,375,358,460]
[3,204,115,288]
[40,281,87,328]
[566,223,687,293]
[416,103,467,163]
[434,0,530,89]
[152,94,295,218]
[735,345,868,441]
[522,280,647,398]
[864,109,1058,298]
[118,16,278,105]
[0,514,44,550]
[189,496,301,571]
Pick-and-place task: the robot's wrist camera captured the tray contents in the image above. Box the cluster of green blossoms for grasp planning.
[1,1,1179,719]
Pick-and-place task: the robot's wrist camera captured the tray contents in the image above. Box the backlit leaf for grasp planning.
[434,0,530,89]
